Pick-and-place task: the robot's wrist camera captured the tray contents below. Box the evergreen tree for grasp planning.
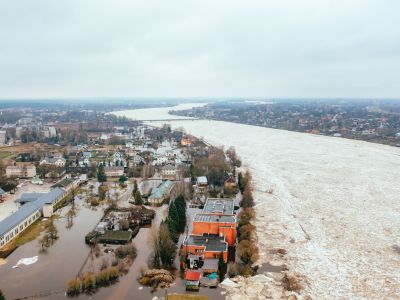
[238,172,245,193]
[0,289,5,300]
[134,191,143,205]
[189,164,196,183]
[174,195,186,233]
[118,175,127,183]
[167,202,180,242]
[97,164,107,185]
[218,252,226,282]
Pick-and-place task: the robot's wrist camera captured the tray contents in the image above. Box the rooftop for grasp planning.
[0,188,65,237]
[193,213,236,223]
[149,180,174,199]
[185,270,201,281]
[184,234,228,252]
[203,198,234,215]
[16,192,43,204]
[197,176,208,185]
[202,258,219,270]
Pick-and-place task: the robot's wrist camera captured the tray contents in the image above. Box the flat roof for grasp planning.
[203,198,234,215]
[203,258,219,270]
[185,234,227,252]
[193,213,236,223]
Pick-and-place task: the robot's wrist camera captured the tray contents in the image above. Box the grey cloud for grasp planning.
[0,0,399,98]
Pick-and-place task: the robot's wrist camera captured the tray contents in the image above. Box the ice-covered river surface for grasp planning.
[115,105,400,299]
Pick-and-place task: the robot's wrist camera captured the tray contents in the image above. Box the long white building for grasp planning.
[0,188,66,249]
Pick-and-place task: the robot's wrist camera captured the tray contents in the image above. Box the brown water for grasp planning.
[0,201,224,300]
[80,205,224,300]
[0,200,104,299]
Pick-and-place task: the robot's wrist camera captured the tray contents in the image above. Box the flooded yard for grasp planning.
[0,195,225,299]
[0,198,104,299]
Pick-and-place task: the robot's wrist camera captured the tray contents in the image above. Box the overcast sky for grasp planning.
[0,0,399,99]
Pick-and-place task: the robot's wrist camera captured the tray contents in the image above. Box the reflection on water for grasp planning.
[0,200,104,299]
[0,198,224,300]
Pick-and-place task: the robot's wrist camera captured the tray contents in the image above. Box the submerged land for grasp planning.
[1,99,400,300]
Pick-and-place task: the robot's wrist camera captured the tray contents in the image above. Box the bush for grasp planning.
[238,208,255,228]
[97,267,119,286]
[228,262,254,277]
[67,278,82,295]
[81,272,96,291]
[282,273,303,292]
[241,186,254,208]
[118,219,130,231]
[115,244,137,259]
[238,223,256,242]
[237,240,259,265]
[90,197,100,206]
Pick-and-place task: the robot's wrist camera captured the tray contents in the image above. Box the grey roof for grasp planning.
[16,193,43,204]
[0,188,65,237]
[0,188,5,195]
[149,180,174,199]
[193,213,236,223]
[203,258,219,270]
[184,234,228,252]
[0,201,41,237]
[203,198,234,215]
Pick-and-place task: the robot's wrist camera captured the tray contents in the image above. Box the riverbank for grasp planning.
[111,104,400,299]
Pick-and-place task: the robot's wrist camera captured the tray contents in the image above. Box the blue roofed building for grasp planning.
[0,188,66,249]
[148,180,175,205]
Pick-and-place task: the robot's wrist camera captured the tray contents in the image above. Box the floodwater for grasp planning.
[0,187,224,300]
[0,198,104,299]
[86,205,224,300]
[114,104,400,299]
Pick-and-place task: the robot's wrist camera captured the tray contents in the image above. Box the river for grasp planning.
[114,104,400,299]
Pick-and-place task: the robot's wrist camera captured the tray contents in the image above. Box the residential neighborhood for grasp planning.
[0,111,257,300]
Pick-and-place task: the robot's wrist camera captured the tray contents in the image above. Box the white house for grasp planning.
[161,164,178,180]
[40,157,66,167]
